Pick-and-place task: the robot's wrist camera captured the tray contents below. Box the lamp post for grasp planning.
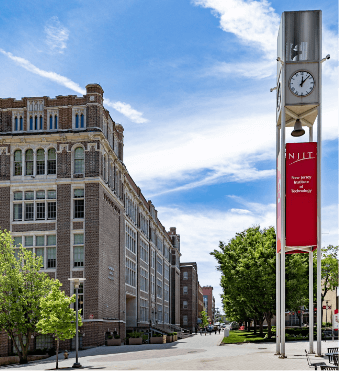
[68,278,86,368]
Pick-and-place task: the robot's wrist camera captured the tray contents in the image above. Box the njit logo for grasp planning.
[288,151,315,165]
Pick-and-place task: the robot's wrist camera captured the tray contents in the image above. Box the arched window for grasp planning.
[14,116,18,131]
[49,115,53,130]
[20,116,23,131]
[54,115,58,129]
[80,114,84,128]
[25,149,33,175]
[39,115,43,130]
[74,147,84,174]
[14,150,22,175]
[47,148,56,174]
[75,114,79,129]
[29,116,33,131]
[36,149,45,175]
[34,116,38,130]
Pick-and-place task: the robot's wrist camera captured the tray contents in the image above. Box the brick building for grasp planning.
[180,262,199,332]
[0,84,181,355]
[202,286,215,323]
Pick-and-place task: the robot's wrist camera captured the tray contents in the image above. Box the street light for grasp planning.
[68,278,86,368]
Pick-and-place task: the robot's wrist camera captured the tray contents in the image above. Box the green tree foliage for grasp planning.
[0,230,54,364]
[200,311,209,327]
[211,226,276,337]
[36,282,82,369]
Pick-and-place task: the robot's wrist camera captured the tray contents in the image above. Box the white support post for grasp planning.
[309,251,314,353]
[316,11,322,357]
[280,64,286,358]
[276,125,281,355]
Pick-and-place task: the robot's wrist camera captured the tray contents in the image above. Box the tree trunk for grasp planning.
[259,318,264,336]
[18,333,28,364]
[253,319,257,334]
[56,338,59,369]
[266,315,272,339]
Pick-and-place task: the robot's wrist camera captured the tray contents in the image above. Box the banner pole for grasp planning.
[276,125,281,355]
[309,251,314,353]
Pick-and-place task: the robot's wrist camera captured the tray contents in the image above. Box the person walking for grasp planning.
[218,327,221,334]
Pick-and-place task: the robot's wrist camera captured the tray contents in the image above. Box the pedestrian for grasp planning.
[218,327,221,334]
[204,327,207,336]
[214,328,217,335]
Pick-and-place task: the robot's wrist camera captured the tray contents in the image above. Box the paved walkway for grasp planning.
[4,334,338,370]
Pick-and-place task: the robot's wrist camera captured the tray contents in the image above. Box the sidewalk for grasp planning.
[3,334,337,370]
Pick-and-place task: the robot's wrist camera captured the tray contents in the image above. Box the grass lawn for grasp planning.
[222,329,313,344]
[222,330,275,344]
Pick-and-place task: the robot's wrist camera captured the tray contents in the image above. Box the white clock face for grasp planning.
[289,71,315,97]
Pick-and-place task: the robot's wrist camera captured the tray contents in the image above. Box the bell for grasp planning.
[291,119,305,137]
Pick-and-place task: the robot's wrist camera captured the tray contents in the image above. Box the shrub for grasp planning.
[128,331,142,338]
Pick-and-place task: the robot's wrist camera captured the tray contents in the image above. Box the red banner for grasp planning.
[285,143,317,250]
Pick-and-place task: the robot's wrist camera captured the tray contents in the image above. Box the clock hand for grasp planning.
[299,76,304,87]
[301,75,310,87]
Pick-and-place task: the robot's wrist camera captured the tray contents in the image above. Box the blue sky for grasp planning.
[0,0,337,314]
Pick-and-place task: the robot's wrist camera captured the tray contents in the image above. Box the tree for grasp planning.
[0,230,55,363]
[200,311,209,328]
[211,226,277,337]
[36,282,82,369]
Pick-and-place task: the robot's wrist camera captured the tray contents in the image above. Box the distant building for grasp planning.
[202,286,215,323]
[180,262,199,332]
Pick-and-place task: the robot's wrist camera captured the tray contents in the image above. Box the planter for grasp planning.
[150,335,166,344]
[129,337,142,345]
[173,334,178,341]
[107,338,121,346]
[166,335,173,343]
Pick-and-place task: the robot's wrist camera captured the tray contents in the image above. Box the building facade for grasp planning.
[180,262,199,332]
[0,84,180,354]
[202,286,215,323]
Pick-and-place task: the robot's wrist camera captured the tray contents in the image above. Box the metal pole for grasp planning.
[276,124,281,355]
[316,11,322,357]
[280,61,286,358]
[309,124,314,353]
[309,251,314,353]
[73,286,81,368]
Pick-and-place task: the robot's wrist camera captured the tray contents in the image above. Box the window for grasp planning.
[47,148,56,175]
[74,147,84,174]
[183,315,188,325]
[75,114,79,128]
[54,115,58,129]
[125,224,136,254]
[36,149,45,175]
[47,235,56,268]
[151,274,155,296]
[151,249,155,268]
[164,306,169,324]
[73,189,84,219]
[140,213,149,237]
[14,116,18,131]
[25,149,33,175]
[156,235,163,253]
[29,116,33,131]
[164,284,169,302]
[13,236,22,247]
[49,115,53,130]
[13,190,56,222]
[164,264,169,280]
[125,258,136,287]
[34,116,38,130]
[156,278,162,299]
[73,234,84,267]
[183,272,188,280]
[157,304,163,322]
[39,115,43,130]
[140,299,148,322]
[14,150,22,176]
[156,256,163,275]
[140,239,149,263]
[140,267,148,293]
[20,116,23,131]
[25,236,33,247]
[80,114,84,128]
[183,301,188,309]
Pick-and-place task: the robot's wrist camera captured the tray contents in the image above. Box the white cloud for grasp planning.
[0,49,148,124]
[44,16,69,54]
[104,98,148,124]
[193,0,279,59]
[0,49,86,95]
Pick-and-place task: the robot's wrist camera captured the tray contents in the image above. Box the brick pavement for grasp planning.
[3,333,337,370]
